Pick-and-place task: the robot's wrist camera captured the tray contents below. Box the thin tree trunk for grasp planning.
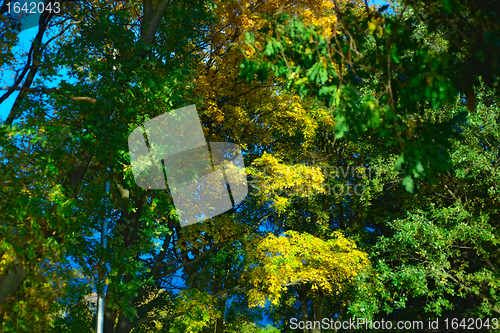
[103,290,116,333]
[298,286,309,333]
[333,304,345,333]
[215,292,228,333]
[115,308,133,333]
[3,5,54,126]
[311,298,324,333]
[346,300,352,333]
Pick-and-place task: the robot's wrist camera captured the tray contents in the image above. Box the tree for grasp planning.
[244,230,368,333]
[350,80,500,324]
[239,0,500,329]
[1,0,217,330]
[239,0,499,192]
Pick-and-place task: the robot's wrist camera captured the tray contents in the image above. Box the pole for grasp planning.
[98,49,115,333]
[97,181,109,333]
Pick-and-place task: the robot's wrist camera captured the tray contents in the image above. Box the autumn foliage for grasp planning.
[1,0,500,332]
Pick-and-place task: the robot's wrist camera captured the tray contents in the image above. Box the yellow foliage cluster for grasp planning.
[368,17,385,37]
[190,0,346,148]
[244,230,369,307]
[250,152,327,212]
[236,0,340,32]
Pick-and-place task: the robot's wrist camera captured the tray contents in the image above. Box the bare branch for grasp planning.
[0,86,97,103]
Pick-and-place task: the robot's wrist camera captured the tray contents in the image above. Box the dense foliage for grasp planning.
[1,0,499,332]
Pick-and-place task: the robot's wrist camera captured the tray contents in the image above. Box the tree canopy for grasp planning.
[1,0,499,332]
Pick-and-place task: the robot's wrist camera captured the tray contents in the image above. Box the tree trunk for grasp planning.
[0,262,28,324]
[298,286,309,333]
[103,291,116,333]
[346,300,352,333]
[311,299,324,333]
[115,308,133,333]
[0,263,27,305]
[215,292,228,333]
[333,304,345,333]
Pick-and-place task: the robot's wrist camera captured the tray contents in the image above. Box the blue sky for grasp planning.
[1,26,38,121]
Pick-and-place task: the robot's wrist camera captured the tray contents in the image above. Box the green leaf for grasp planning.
[402,175,414,192]
[395,154,405,170]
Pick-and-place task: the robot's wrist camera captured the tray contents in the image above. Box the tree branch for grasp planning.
[132,285,244,328]
[132,311,186,328]
[0,87,97,103]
